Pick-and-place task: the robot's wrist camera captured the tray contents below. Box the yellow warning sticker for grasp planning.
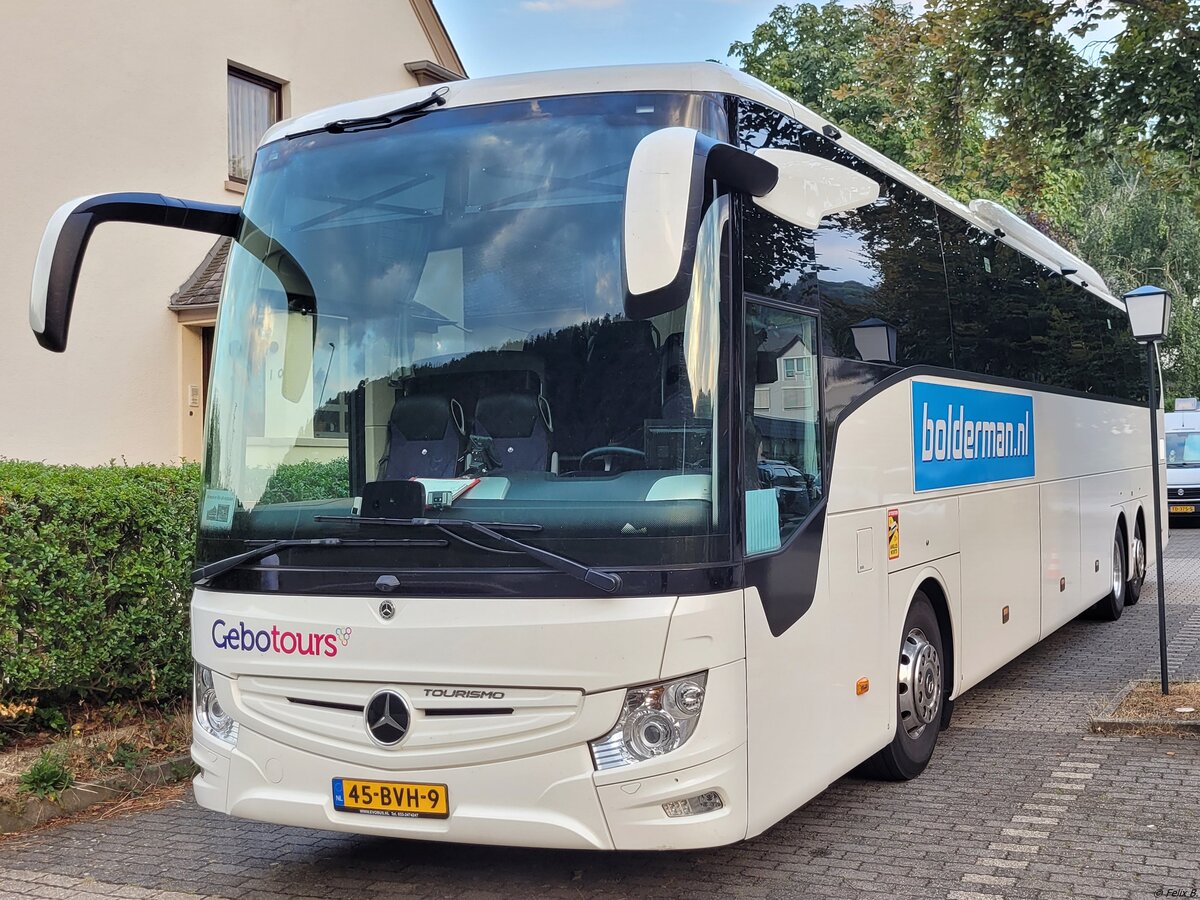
[887,508,900,561]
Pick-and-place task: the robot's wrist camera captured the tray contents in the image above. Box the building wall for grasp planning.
[0,0,460,465]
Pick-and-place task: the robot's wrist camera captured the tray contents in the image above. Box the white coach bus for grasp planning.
[30,64,1161,850]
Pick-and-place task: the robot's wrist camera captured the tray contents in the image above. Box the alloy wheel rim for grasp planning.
[1132,534,1146,583]
[1112,535,1125,602]
[898,626,941,739]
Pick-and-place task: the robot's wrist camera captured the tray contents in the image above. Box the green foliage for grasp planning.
[733,0,1200,399]
[110,741,148,771]
[18,751,74,801]
[0,460,200,707]
[32,706,67,733]
[258,457,350,504]
[1069,158,1200,403]
[730,1,919,164]
[1098,0,1200,173]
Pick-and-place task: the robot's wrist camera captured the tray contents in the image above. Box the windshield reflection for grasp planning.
[198,93,731,579]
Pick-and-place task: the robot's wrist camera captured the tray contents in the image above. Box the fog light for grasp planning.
[662,791,723,818]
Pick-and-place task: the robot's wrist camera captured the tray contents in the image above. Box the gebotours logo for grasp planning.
[210,619,350,658]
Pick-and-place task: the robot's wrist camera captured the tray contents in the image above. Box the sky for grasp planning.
[436,0,1124,79]
[436,0,782,77]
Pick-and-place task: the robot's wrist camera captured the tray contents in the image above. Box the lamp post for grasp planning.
[850,317,898,365]
[1123,284,1173,696]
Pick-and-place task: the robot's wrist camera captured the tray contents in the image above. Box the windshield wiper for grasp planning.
[289,86,450,139]
[192,536,448,586]
[314,516,623,594]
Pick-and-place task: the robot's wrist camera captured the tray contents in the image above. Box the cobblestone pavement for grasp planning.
[4,532,1199,900]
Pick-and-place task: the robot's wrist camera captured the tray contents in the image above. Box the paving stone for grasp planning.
[3,531,1200,899]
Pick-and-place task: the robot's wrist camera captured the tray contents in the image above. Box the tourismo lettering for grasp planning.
[920,403,1031,462]
[210,619,342,657]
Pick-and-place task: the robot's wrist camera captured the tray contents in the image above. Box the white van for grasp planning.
[1167,399,1200,523]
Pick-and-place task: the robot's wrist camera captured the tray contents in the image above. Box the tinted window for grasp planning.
[1031,261,1144,401]
[941,219,1039,381]
[815,178,953,371]
[737,102,820,305]
[942,211,1145,402]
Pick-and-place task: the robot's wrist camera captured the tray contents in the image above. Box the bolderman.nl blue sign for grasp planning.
[912,381,1035,492]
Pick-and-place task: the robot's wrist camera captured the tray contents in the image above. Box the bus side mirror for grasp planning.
[623,128,776,320]
[622,130,879,320]
[756,350,779,385]
[750,149,880,230]
[30,193,241,352]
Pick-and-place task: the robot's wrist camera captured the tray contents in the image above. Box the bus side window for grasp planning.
[941,214,1145,403]
[745,302,822,550]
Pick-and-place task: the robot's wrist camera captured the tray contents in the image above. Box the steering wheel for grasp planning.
[579,446,647,471]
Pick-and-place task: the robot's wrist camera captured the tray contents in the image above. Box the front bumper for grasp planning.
[191,661,748,850]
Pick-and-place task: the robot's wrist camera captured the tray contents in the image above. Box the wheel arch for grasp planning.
[914,575,955,706]
[1116,509,1130,568]
[893,566,957,702]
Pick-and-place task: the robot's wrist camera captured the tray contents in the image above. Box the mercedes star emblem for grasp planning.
[379,599,396,620]
[364,690,411,747]
[1178,488,1186,497]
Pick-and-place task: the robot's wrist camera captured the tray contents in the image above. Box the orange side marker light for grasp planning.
[856,677,870,696]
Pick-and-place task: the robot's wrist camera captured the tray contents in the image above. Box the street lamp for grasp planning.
[851,317,898,365]
[1123,284,1172,696]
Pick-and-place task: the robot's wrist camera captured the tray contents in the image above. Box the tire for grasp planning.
[859,591,946,781]
[1089,527,1127,621]
[1125,518,1146,605]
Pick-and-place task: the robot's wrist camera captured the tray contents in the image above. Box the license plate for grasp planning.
[1170,505,1195,514]
[332,778,449,818]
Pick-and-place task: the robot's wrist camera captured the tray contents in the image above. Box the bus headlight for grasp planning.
[589,673,706,770]
[194,662,238,747]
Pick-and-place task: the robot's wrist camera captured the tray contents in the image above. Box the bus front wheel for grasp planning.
[860,591,945,781]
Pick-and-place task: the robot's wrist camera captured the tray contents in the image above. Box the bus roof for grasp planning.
[264,61,1121,310]
[1167,411,1200,431]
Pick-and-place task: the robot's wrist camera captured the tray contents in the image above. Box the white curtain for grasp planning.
[228,73,277,181]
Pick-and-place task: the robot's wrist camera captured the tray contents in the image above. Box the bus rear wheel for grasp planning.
[860,592,945,781]
[1090,527,1127,621]
[1125,519,1146,605]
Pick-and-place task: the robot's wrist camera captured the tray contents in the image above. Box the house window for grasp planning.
[228,67,282,183]
[782,387,811,410]
[754,387,771,411]
[782,356,810,380]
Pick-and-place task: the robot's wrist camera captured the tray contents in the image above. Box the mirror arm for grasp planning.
[705,140,778,198]
[31,192,241,352]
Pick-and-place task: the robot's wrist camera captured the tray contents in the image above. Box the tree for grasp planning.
[732,0,1200,399]
[729,1,919,164]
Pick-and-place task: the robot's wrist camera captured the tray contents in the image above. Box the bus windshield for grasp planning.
[1167,432,1200,467]
[197,92,732,584]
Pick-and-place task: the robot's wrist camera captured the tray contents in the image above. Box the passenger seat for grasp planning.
[380,394,465,479]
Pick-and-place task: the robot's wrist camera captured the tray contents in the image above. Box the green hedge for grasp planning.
[0,461,200,706]
[259,457,349,504]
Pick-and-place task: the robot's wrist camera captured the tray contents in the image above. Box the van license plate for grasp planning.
[1170,505,1195,514]
[332,778,449,818]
